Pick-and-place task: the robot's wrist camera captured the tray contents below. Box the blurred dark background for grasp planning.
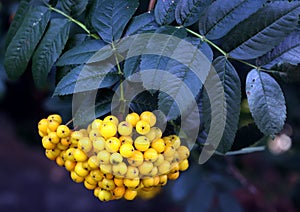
[1,1,300,211]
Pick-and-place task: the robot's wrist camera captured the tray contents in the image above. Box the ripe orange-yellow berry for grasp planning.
[125,112,140,127]
[140,111,156,127]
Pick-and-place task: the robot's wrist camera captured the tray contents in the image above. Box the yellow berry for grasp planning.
[74,149,88,162]
[163,145,176,158]
[112,162,128,177]
[65,148,76,162]
[144,148,158,162]
[78,137,93,153]
[91,119,102,130]
[74,162,89,177]
[125,112,140,127]
[97,150,111,164]
[119,135,133,144]
[148,166,158,177]
[170,162,179,173]
[158,160,171,175]
[127,150,144,167]
[42,136,56,149]
[151,138,165,153]
[145,127,157,141]
[56,142,68,150]
[103,115,119,126]
[70,171,85,183]
[119,143,135,158]
[64,160,76,171]
[101,178,116,191]
[126,166,139,179]
[124,189,137,200]
[38,118,48,135]
[45,148,61,160]
[138,162,154,176]
[93,137,105,152]
[61,137,71,146]
[100,164,112,174]
[90,169,103,182]
[134,136,150,151]
[179,159,189,171]
[177,146,190,161]
[100,122,117,139]
[167,135,181,149]
[114,178,124,187]
[47,120,60,132]
[88,155,100,170]
[123,178,140,188]
[98,189,112,201]
[89,129,101,141]
[118,121,133,136]
[70,131,83,145]
[84,180,97,190]
[113,186,125,199]
[142,177,155,187]
[159,174,168,186]
[85,174,98,185]
[135,120,151,135]
[105,137,121,153]
[47,114,62,124]
[94,187,101,197]
[56,125,70,138]
[168,171,180,180]
[153,154,164,166]
[55,156,65,166]
[110,153,123,164]
[140,111,156,127]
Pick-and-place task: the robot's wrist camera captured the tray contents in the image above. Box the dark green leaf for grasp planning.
[91,0,139,43]
[203,56,241,153]
[175,0,212,26]
[257,31,300,68]
[246,69,286,135]
[54,64,120,96]
[199,0,266,40]
[222,2,300,59]
[5,0,31,50]
[56,39,109,66]
[4,6,51,80]
[60,0,88,16]
[32,19,71,88]
[272,63,300,83]
[125,12,158,36]
[130,91,158,114]
[185,36,213,62]
[154,0,179,25]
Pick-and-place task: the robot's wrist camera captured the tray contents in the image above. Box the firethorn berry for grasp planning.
[85,174,98,185]
[124,178,140,188]
[84,180,97,190]
[168,171,180,180]
[87,155,100,169]
[119,143,135,158]
[90,169,103,182]
[134,136,150,151]
[151,138,165,153]
[45,148,60,160]
[74,148,88,162]
[163,145,176,158]
[125,112,140,127]
[57,142,68,150]
[42,136,56,149]
[105,137,121,153]
[158,160,171,175]
[56,125,71,138]
[47,114,62,125]
[138,161,154,176]
[38,118,48,135]
[119,135,133,144]
[100,164,112,174]
[153,176,160,186]
[98,189,112,201]
[126,166,139,179]
[110,153,123,164]
[94,187,101,197]
[100,122,117,139]
[65,148,76,162]
[159,175,168,186]
[113,186,125,199]
[127,150,144,167]
[145,127,157,141]
[177,146,190,161]
[78,137,92,153]
[55,156,65,166]
[124,189,137,200]
[104,115,119,126]
[148,166,158,177]
[142,177,155,187]
[64,160,76,172]
[61,137,71,146]
[75,162,89,177]
[167,135,181,149]
[153,154,164,166]
[118,121,133,136]
[140,111,156,127]
[135,120,151,135]
[112,162,128,177]
[97,150,111,164]
[101,178,116,191]
[70,171,85,183]
[89,129,101,141]
[91,119,102,130]
[93,137,106,152]
[113,178,124,187]
[170,162,180,173]
[144,148,158,162]
[179,159,189,171]
[47,120,60,132]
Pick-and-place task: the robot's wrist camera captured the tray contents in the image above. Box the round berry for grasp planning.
[74,149,88,162]
[138,161,154,176]
[140,111,156,127]
[163,145,176,158]
[145,127,157,141]
[64,160,76,171]
[47,114,62,125]
[123,178,140,188]
[98,189,112,201]
[113,186,125,199]
[56,125,70,138]
[87,155,100,169]
[144,148,158,162]
[124,189,137,200]
[135,120,151,135]
[151,138,165,153]
[93,137,106,152]
[114,178,124,187]
[119,143,135,158]
[61,137,71,146]
[65,148,76,162]
[70,171,85,183]
[112,162,128,177]
[42,136,56,149]
[55,156,65,166]
[78,137,93,153]
[127,150,144,167]
[101,178,116,191]
[118,121,133,136]
[168,171,180,180]
[38,118,48,135]
[148,166,158,177]
[179,159,189,171]
[84,180,97,190]
[153,154,164,166]
[177,146,190,161]
[134,136,150,151]
[125,112,140,127]
[74,162,89,177]
[103,115,119,126]
[100,122,117,139]
[70,130,83,145]
[97,150,111,164]
[91,119,102,130]
[110,152,123,164]
[142,177,155,187]
[158,160,171,175]
[47,120,60,132]
[159,174,168,186]
[126,166,139,179]
[90,169,103,182]
[100,164,112,174]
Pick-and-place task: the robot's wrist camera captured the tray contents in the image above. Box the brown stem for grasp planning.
[148,0,157,11]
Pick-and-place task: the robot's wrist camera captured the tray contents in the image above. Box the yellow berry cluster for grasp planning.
[38,112,190,201]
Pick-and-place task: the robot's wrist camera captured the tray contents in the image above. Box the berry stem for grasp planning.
[65,118,74,126]
[46,4,100,39]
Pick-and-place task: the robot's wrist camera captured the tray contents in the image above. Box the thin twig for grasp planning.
[148,0,157,11]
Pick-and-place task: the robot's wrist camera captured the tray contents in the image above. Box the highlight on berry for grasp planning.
[38,112,190,201]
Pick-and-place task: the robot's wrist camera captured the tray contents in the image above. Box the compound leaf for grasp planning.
[154,0,179,25]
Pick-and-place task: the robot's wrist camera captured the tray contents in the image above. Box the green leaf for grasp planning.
[5,0,31,50]
[199,0,266,40]
[130,91,158,114]
[4,5,51,80]
[91,0,139,43]
[54,64,120,96]
[246,69,286,135]
[222,2,300,59]
[154,0,178,25]
[60,0,88,16]
[203,56,241,153]
[32,18,71,88]
[175,0,212,27]
[257,31,300,68]
[125,12,158,36]
[56,39,108,66]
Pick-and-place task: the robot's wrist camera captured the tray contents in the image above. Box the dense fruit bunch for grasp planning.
[38,112,190,201]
